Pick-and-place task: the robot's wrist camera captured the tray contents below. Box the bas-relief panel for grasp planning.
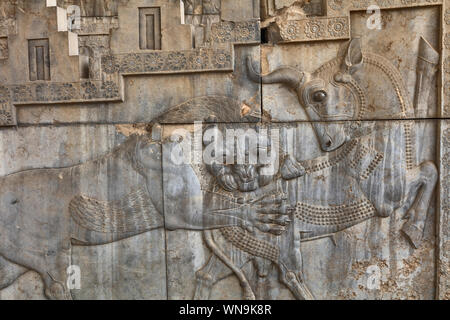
[0,0,447,300]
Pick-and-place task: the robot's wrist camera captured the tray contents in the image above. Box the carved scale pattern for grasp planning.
[360,152,384,180]
[363,54,415,170]
[298,137,383,180]
[294,200,377,226]
[207,21,261,44]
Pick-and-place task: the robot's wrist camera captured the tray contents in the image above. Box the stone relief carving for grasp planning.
[275,16,350,43]
[191,39,438,300]
[439,123,450,299]
[0,0,17,37]
[0,0,261,127]
[0,37,8,59]
[0,0,447,300]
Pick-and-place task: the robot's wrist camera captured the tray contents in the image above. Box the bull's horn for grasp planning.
[247,57,303,88]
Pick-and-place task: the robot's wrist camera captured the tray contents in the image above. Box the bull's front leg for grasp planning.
[401,161,438,248]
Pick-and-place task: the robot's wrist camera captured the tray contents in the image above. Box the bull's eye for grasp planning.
[312,90,327,103]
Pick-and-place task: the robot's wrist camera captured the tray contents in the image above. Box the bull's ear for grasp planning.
[343,38,363,75]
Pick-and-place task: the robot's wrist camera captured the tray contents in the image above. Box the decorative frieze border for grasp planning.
[277,0,444,45]
[208,20,261,45]
[438,121,450,300]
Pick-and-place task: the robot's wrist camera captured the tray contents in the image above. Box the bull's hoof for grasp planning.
[402,221,423,249]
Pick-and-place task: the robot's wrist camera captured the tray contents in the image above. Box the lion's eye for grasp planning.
[313,90,327,102]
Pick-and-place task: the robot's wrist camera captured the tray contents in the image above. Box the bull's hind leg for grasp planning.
[401,161,438,248]
[0,255,28,290]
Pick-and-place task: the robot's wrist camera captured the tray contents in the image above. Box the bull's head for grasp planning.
[248,39,364,152]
